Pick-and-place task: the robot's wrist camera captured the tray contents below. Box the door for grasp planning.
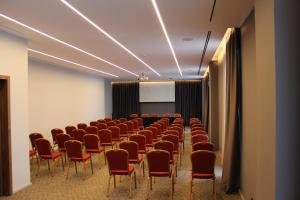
[0,76,12,196]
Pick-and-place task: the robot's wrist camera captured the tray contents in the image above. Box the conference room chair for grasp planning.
[190,150,216,200]
[51,128,64,146]
[98,129,116,149]
[141,113,149,118]
[139,130,154,148]
[162,134,181,167]
[118,123,128,138]
[168,126,185,150]
[107,121,116,127]
[151,113,159,117]
[154,141,177,177]
[162,117,170,125]
[35,138,64,176]
[191,130,207,137]
[163,113,171,118]
[136,117,144,130]
[72,129,86,143]
[104,118,112,122]
[129,134,148,155]
[151,123,163,137]
[89,121,98,127]
[106,149,137,198]
[119,118,127,123]
[29,132,43,150]
[86,126,99,135]
[97,123,108,130]
[77,123,88,130]
[156,121,167,131]
[130,113,138,118]
[97,119,106,124]
[83,134,105,173]
[108,126,123,142]
[65,125,76,138]
[119,141,145,177]
[145,126,159,142]
[174,113,181,118]
[191,134,209,145]
[146,150,175,200]
[124,121,137,135]
[192,142,214,152]
[56,133,71,162]
[29,149,37,161]
[65,140,91,180]
[114,120,121,125]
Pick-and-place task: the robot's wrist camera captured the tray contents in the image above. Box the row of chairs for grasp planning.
[130,113,182,118]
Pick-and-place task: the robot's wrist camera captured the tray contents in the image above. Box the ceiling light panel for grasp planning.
[0,13,138,77]
[60,0,160,77]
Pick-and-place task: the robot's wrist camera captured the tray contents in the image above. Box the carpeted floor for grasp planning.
[0,129,241,200]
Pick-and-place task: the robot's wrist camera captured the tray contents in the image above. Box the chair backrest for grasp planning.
[107,121,116,127]
[162,130,179,138]
[108,126,121,140]
[156,121,166,131]
[106,149,129,174]
[191,150,215,175]
[192,142,214,152]
[151,113,159,117]
[97,119,106,124]
[191,123,203,129]
[154,141,174,159]
[119,118,127,123]
[97,123,107,130]
[191,134,209,145]
[146,126,158,139]
[151,123,162,135]
[77,123,88,130]
[51,128,64,144]
[174,113,181,118]
[56,133,71,151]
[131,119,139,129]
[65,140,83,159]
[118,123,128,136]
[86,126,98,135]
[129,134,146,151]
[90,121,99,127]
[104,118,112,122]
[124,121,134,131]
[147,150,170,174]
[191,127,205,133]
[140,114,149,118]
[83,134,100,150]
[98,129,113,144]
[191,130,207,136]
[136,118,143,126]
[65,125,76,137]
[73,129,86,142]
[139,130,153,145]
[163,113,171,118]
[162,134,179,152]
[119,141,139,160]
[35,138,52,156]
[168,126,183,140]
[162,118,170,126]
[114,120,121,125]
[130,114,138,118]
[29,133,43,149]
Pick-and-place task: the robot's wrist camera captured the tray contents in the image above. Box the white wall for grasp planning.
[28,60,106,142]
[0,29,30,192]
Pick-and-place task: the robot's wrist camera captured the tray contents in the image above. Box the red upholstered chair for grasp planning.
[151,123,162,137]
[56,133,71,161]
[86,126,98,135]
[146,126,159,142]
[136,118,144,130]
[174,113,181,118]
[169,126,184,150]
[65,125,76,138]
[114,120,121,125]
[51,128,64,145]
[98,129,116,149]
[108,126,123,142]
[162,130,179,137]
[107,121,116,127]
[129,134,148,155]
[190,150,216,199]
[104,118,112,122]
[146,150,174,199]
[131,119,140,131]
[130,114,138,118]
[72,129,86,143]
[124,121,137,135]
[154,141,177,176]
[118,123,128,138]
[90,121,98,127]
[191,127,205,132]
[151,113,159,117]
[106,149,137,198]
[191,130,207,136]
[84,134,105,173]
[162,134,181,167]
[119,141,145,176]
[163,113,171,118]
[119,118,127,123]
[77,123,88,130]
[97,123,108,130]
[191,134,209,145]
[141,113,149,118]
[29,133,43,150]
[191,123,204,129]
[156,121,166,131]
[35,138,64,176]
[192,142,214,152]
[65,140,91,179]
[97,119,106,124]
[139,130,153,148]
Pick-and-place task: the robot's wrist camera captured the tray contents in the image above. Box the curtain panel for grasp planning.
[112,82,140,119]
[202,74,210,131]
[175,80,202,125]
[222,28,242,193]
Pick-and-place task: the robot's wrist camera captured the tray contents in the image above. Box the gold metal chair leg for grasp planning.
[107,175,112,197]
[61,156,64,171]
[129,174,132,198]
[212,178,216,200]
[66,160,71,180]
[134,171,137,188]
[190,177,193,200]
[36,157,41,176]
[150,176,153,190]
[113,175,116,188]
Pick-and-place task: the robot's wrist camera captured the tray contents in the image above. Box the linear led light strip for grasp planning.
[151,0,182,77]
[0,13,138,77]
[28,48,118,77]
[60,0,160,77]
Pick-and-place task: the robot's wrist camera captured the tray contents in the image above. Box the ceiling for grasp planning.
[0,0,253,80]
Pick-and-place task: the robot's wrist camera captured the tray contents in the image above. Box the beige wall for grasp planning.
[240,10,257,200]
[0,29,30,192]
[28,60,106,142]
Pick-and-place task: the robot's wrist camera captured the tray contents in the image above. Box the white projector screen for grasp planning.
[139,81,175,102]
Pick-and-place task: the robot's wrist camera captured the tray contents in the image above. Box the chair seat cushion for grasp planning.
[101,141,116,146]
[112,138,123,141]
[41,151,61,159]
[29,150,37,157]
[129,157,143,164]
[70,153,90,161]
[192,173,214,179]
[146,144,153,147]
[150,171,171,177]
[86,147,104,153]
[111,165,135,175]
[138,149,149,154]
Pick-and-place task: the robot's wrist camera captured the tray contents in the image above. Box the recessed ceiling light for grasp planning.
[182,37,193,41]
[0,13,138,77]
[60,0,160,77]
[151,0,183,77]
[28,48,119,77]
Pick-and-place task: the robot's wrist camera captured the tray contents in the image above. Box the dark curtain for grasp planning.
[175,80,202,125]
[112,82,140,119]
[202,74,210,131]
[222,28,242,193]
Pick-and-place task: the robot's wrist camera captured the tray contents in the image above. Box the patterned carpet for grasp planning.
[0,130,241,200]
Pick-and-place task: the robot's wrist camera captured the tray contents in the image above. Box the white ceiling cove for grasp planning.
[0,0,253,80]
